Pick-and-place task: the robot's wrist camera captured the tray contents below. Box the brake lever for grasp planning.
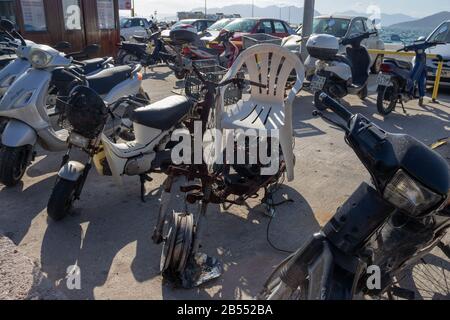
[312,110,349,132]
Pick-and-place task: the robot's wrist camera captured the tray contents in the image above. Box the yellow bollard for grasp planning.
[432,60,444,103]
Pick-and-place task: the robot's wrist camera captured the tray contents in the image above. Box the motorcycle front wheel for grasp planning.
[377,80,399,115]
[0,146,31,187]
[47,178,78,221]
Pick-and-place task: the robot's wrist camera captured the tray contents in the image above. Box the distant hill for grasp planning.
[389,11,450,31]
[192,5,321,24]
[334,10,415,27]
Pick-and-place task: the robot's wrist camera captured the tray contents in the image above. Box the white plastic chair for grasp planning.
[217,44,305,182]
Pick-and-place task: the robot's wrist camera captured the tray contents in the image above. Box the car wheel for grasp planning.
[371,55,384,74]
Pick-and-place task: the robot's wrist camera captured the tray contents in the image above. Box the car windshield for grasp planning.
[173,20,196,27]
[428,22,450,43]
[224,18,257,33]
[313,18,350,38]
[208,19,232,31]
[120,18,131,28]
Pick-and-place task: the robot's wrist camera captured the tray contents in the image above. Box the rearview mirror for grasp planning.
[83,44,100,55]
[0,19,15,32]
[391,34,402,42]
[416,36,426,42]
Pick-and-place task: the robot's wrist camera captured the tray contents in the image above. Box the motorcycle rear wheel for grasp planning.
[377,80,399,115]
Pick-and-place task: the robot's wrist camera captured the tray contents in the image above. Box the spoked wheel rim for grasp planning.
[389,254,450,300]
[409,255,450,300]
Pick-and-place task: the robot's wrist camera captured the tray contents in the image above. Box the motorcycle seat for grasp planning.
[81,57,107,74]
[384,58,412,70]
[131,95,192,131]
[86,65,133,95]
[121,41,147,50]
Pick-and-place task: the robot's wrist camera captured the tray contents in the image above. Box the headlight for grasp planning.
[30,49,52,68]
[384,170,443,216]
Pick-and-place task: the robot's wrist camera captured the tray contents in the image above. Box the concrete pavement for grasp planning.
[0,68,448,299]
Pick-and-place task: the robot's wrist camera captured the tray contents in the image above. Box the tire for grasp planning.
[47,178,78,221]
[0,146,30,187]
[371,55,384,74]
[175,70,187,80]
[119,53,139,65]
[377,79,399,116]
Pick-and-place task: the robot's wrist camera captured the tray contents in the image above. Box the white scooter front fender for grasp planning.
[1,119,37,147]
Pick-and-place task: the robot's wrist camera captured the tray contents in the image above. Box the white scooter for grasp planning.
[0,28,145,187]
[47,86,193,221]
[307,31,376,109]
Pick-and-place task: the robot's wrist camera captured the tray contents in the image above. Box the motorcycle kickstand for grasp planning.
[400,100,408,115]
[139,174,153,203]
[437,241,450,259]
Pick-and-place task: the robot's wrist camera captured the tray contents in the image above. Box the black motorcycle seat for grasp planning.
[122,41,147,50]
[384,58,412,70]
[81,58,107,74]
[131,95,192,131]
[86,65,132,95]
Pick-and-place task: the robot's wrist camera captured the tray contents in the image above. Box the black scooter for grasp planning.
[117,28,181,76]
[261,93,450,300]
[376,40,445,115]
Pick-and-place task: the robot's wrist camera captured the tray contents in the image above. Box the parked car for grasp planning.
[161,19,216,39]
[217,18,294,50]
[304,15,385,76]
[281,25,303,58]
[120,17,153,41]
[200,18,235,47]
[424,20,450,87]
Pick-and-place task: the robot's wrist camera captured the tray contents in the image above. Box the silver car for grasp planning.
[425,20,450,87]
[303,15,385,77]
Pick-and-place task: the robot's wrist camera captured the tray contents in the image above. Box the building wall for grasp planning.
[4,0,120,57]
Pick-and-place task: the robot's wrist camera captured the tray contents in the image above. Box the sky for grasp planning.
[126,0,450,19]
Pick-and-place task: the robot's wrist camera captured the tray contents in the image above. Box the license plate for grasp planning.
[377,74,392,87]
[310,75,326,92]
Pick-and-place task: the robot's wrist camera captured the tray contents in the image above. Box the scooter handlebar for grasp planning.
[317,93,354,125]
